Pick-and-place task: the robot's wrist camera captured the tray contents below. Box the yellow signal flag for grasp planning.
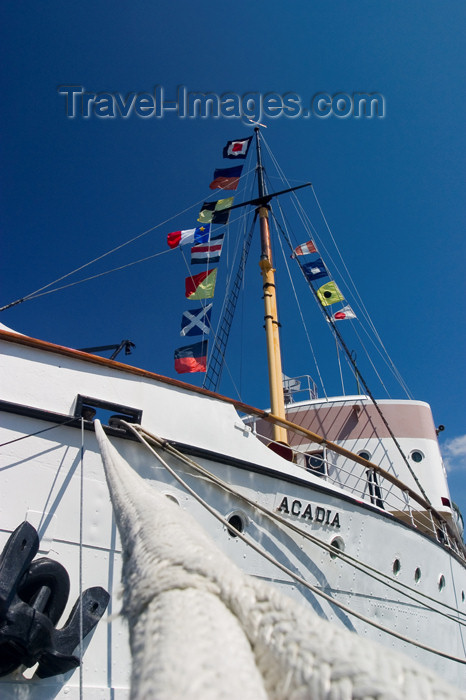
[186,268,218,300]
[316,281,345,306]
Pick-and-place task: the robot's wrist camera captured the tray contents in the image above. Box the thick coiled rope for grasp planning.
[95,421,464,700]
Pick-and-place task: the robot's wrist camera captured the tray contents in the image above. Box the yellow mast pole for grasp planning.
[254,128,288,445]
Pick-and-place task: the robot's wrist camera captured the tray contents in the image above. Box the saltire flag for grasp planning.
[330,305,357,321]
[191,238,224,265]
[174,340,208,374]
[316,281,345,306]
[209,166,243,190]
[294,240,317,256]
[185,268,217,300]
[167,224,211,249]
[223,137,252,159]
[198,198,234,225]
[180,304,213,336]
[302,258,327,282]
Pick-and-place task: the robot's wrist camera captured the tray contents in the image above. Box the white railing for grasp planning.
[246,416,466,562]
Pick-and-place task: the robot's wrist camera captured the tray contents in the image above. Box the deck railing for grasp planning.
[246,411,466,562]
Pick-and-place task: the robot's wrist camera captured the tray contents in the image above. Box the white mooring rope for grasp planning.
[94,421,464,700]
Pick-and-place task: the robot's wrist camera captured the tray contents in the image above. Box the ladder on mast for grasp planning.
[202,217,256,392]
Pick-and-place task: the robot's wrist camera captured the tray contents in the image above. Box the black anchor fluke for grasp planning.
[0,521,110,678]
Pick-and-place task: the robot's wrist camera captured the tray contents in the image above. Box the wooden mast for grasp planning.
[254,128,288,446]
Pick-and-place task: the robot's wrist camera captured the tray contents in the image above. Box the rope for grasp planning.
[94,421,465,699]
[130,422,466,625]
[120,421,466,661]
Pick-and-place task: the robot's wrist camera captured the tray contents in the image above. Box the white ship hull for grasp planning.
[0,330,465,695]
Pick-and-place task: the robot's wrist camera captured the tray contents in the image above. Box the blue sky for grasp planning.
[1,1,465,516]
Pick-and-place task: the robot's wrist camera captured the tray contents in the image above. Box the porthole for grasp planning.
[410,450,424,463]
[414,567,421,583]
[227,514,244,538]
[307,452,324,468]
[305,451,326,476]
[329,536,345,560]
[358,450,371,461]
[392,558,401,576]
[462,591,465,603]
[438,574,446,591]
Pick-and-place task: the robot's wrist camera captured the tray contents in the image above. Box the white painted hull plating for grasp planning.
[0,332,465,695]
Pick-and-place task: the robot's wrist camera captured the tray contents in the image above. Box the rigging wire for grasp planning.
[335,335,346,394]
[260,135,432,503]
[264,154,396,400]
[6,210,247,306]
[270,209,328,399]
[0,201,204,312]
[230,165,260,400]
[257,180,395,401]
[338,318,393,396]
[271,202,432,502]
[0,416,79,447]
[271,192,373,400]
[0,173,256,313]
[267,168,394,397]
[311,188,414,399]
[261,135,412,399]
[345,307,411,395]
[14,249,172,301]
[209,209,257,400]
[261,168,325,396]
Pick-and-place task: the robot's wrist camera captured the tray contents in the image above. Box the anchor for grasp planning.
[0,521,110,678]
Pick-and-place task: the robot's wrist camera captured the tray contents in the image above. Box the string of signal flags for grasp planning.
[293,241,356,322]
[168,136,252,374]
[167,135,356,375]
